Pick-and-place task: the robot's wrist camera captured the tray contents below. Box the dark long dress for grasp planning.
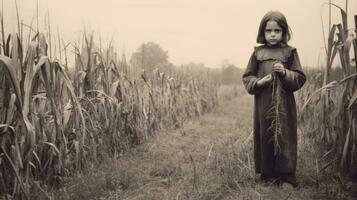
[242,44,306,176]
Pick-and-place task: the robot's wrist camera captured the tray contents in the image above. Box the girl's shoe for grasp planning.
[281,182,295,189]
[281,174,298,188]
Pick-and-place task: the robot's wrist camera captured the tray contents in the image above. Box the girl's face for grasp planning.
[264,20,283,46]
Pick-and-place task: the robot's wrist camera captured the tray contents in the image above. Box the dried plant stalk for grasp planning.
[267,72,286,155]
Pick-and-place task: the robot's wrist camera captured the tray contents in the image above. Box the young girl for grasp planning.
[242,11,306,187]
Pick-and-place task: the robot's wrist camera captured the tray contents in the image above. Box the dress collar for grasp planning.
[265,43,286,48]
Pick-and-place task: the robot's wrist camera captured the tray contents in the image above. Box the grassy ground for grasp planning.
[50,85,356,200]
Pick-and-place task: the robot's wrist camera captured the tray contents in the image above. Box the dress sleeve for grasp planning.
[281,49,306,92]
[242,52,261,95]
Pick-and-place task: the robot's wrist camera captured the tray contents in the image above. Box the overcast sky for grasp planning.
[3,0,357,68]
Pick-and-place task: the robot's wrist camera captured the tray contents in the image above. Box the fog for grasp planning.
[3,0,357,68]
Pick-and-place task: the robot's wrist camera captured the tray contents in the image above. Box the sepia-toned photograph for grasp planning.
[0,0,357,199]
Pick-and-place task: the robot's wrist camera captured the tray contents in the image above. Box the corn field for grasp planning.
[297,4,357,182]
[0,9,219,199]
[1,1,357,199]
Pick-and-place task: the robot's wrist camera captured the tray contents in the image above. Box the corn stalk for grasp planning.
[300,3,357,180]
[0,4,220,198]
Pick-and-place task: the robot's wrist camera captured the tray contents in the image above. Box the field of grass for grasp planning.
[42,85,356,200]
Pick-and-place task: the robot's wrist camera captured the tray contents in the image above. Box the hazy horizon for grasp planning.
[3,0,357,69]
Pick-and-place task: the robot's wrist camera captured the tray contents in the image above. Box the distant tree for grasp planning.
[221,64,242,85]
[130,42,169,72]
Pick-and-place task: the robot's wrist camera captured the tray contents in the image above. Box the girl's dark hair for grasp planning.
[256,11,292,44]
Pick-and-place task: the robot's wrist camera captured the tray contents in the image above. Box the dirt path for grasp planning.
[92,93,253,199]
[61,90,354,200]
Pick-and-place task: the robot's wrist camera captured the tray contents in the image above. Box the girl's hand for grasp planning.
[257,74,273,87]
[273,62,286,77]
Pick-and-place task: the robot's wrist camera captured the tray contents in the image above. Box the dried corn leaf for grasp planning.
[348,89,357,109]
